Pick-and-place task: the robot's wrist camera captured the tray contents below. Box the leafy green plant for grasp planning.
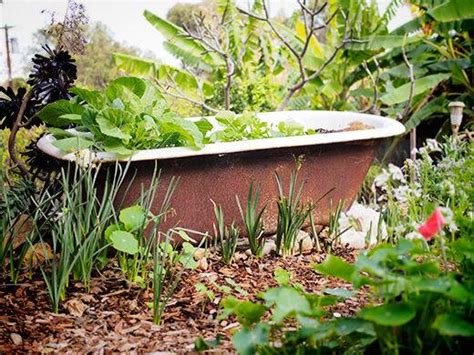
[236,182,266,258]
[32,162,130,312]
[208,111,319,144]
[275,170,312,256]
[212,200,239,264]
[221,236,474,354]
[209,111,272,143]
[151,228,207,325]
[106,168,179,285]
[38,77,208,155]
[220,268,355,354]
[375,138,473,243]
[0,176,37,282]
[315,238,474,353]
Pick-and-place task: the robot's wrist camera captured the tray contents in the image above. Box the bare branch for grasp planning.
[361,58,380,113]
[155,76,218,113]
[8,90,33,176]
[400,37,415,119]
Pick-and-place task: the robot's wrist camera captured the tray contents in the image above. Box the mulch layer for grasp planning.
[0,246,366,353]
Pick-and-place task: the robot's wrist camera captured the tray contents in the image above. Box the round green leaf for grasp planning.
[119,205,146,231]
[109,231,139,254]
[359,303,416,326]
[433,314,474,337]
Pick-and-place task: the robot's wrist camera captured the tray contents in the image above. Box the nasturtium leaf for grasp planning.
[119,205,146,231]
[37,100,85,127]
[313,255,355,282]
[232,323,269,355]
[433,314,474,337]
[274,268,292,286]
[52,137,94,152]
[335,318,376,337]
[359,303,416,326]
[323,288,354,298]
[264,287,311,322]
[109,230,139,254]
[104,223,121,242]
[179,242,197,269]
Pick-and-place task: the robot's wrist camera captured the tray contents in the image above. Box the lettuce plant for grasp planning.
[38,77,208,155]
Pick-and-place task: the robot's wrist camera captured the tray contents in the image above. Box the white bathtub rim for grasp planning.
[37,110,405,162]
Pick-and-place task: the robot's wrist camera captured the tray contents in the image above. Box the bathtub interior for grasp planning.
[37,110,405,162]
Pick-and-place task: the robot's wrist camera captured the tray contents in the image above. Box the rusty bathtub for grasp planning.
[37,110,405,236]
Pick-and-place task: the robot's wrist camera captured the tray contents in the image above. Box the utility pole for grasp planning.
[1,24,13,86]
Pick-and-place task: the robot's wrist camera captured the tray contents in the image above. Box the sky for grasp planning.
[0,0,411,81]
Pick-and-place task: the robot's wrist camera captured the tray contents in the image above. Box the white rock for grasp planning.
[295,230,313,254]
[10,333,22,345]
[273,230,314,256]
[193,248,207,261]
[337,202,387,249]
[196,257,208,270]
[262,240,276,256]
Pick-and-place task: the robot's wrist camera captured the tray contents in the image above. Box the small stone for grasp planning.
[333,312,342,318]
[193,248,207,261]
[10,333,22,345]
[234,252,248,261]
[220,320,228,327]
[244,249,252,256]
[262,240,276,255]
[276,230,314,256]
[196,257,208,271]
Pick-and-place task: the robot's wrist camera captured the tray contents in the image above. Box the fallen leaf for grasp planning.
[64,298,87,317]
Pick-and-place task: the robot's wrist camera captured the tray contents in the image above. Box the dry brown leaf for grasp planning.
[24,242,54,268]
[64,298,87,317]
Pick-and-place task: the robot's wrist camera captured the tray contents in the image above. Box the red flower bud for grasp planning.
[418,208,446,241]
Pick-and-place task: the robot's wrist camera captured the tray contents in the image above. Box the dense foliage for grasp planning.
[218,138,474,354]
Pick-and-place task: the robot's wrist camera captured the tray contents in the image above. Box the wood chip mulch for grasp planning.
[0,246,367,353]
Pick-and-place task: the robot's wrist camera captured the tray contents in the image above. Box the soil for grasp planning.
[0,246,367,353]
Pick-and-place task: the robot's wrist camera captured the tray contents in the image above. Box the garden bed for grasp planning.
[0,247,364,352]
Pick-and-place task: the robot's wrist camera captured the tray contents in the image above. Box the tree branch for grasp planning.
[155,77,218,113]
[361,58,380,113]
[8,90,33,176]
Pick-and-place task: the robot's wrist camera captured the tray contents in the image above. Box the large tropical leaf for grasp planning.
[428,0,474,22]
[349,35,422,51]
[143,10,223,66]
[113,53,158,76]
[380,73,450,105]
[163,42,213,72]
[404,95,447,130]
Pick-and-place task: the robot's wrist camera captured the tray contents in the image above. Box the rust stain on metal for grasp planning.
[107,139,379,240]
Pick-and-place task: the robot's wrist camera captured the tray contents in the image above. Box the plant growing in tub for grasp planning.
[37,77,337,156]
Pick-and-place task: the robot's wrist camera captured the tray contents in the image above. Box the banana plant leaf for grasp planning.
[428,0,474,22]
[380,73,450,105]
[143,10,224,67]
[404,95,447,131]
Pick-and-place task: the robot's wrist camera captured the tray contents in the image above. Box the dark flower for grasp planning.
[27,45,77,105]
[0,86,37,129]
[23,133,62,179]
